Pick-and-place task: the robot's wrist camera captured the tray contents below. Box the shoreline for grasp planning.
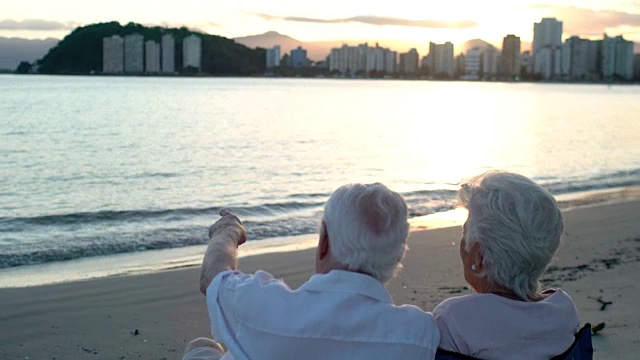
[0,198,639,359]
[1,185,639,288]
[5,74,640,85]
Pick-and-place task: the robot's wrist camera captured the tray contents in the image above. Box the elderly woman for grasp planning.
[433,171,580,359]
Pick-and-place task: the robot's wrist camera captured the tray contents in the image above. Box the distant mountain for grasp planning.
[234,31,303,51]
[458,38,494,54]
[455,38,535,54]
[0,37,59,70]
[35,22,265,75]
[234,31,349,62]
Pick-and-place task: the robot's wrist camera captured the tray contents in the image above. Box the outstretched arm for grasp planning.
[199,209,247,294]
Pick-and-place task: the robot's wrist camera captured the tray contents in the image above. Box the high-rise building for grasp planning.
[533,47,562,79]
[562,36,599,80]
[533,18,563,79]
[124,33,144,73]
[329,48,341,72]
[161,34,175,73]
[520,51,532,75]
[145,40,161,73]
[587,41,601,76]
[102,35,124,74]
[533,18,563,51]
[561,41,571,76]
[428,42,454,76]
[601,35,634,80]
[399,48,419,74]
[634,54,640,80]
[266,45,281,68]
[183,35,202,70]
[384,50,397,73]
[614,36,633,80]
[455,54,465,77]
[290,46,310,68]
[482,45,500,77]
[500,35,521,79]
[329,45,358,74]
[328,43,395,75]
[366,46,385,72]
[462,47,481,80]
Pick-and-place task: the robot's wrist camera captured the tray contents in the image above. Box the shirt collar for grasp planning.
[299,270,393,303]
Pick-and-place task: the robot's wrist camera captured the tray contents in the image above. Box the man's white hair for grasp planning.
[459,171,564,301]
[322,183,409,283]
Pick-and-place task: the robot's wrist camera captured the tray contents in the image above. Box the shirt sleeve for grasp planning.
[433,299,465,354]
[205,270,285,360]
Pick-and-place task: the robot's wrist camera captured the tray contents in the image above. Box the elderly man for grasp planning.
[183,183,440,360]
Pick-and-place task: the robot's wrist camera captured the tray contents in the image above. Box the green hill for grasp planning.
[36,22,266,75]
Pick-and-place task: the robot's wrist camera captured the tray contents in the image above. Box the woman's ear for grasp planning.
[318,221,330,260]
[470,242,484,270]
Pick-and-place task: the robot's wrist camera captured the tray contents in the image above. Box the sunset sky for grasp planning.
[2,0,640,52]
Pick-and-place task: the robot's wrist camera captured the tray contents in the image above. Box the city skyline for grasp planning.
[3,1,640,54]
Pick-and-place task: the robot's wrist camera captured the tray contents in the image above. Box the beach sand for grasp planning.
[1,196,639,359]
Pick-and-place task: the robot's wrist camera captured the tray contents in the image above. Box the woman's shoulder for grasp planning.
[540,288,578,308]
[433,293,493,316]
[434,288,578,317]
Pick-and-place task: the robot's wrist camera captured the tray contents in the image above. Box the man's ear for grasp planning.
[318,221,330,260]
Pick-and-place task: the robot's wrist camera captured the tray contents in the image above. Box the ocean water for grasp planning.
[1,75,639,283]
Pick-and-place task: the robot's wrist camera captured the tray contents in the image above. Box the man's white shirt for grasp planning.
[206,269,440,360]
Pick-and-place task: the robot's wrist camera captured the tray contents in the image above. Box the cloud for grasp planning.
[530,5,640,36]
[0,19,77,31]
[251,13,477,29]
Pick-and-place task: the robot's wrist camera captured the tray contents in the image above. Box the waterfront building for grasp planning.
[145,40,161,74]
[183,35,202,70]
[462,47,481,80]
[399,48,419,74]
[533,47,562,79]
[602,35,634,80]
[533,18,563,79]
[587,41,601,77]
[328,43,395,75]
[500,35,521,79]
[421,55,430,70]
[329,46,342,73]
[290,46,310,68]
[329,45,359,74]
[456,53,466,78]
[562,36,599,80]
[520,51,531,75]
[366,46,386,72]
[161,34,175,73]
[427,42,455,76]
[328,47,343,73]
[559,38,568,78]
[482,45,500,77]
[384,50,397,73]
[266,45,281,68]
[102,35,124,74]
[124,33,144,73]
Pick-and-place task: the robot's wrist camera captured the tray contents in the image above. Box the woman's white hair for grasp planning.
[460,171,564,301]
[322,183,409,283]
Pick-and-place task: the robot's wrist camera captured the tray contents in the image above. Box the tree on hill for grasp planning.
[200,34,265,75]
[16,61,32,74]
[36,22,265,75]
